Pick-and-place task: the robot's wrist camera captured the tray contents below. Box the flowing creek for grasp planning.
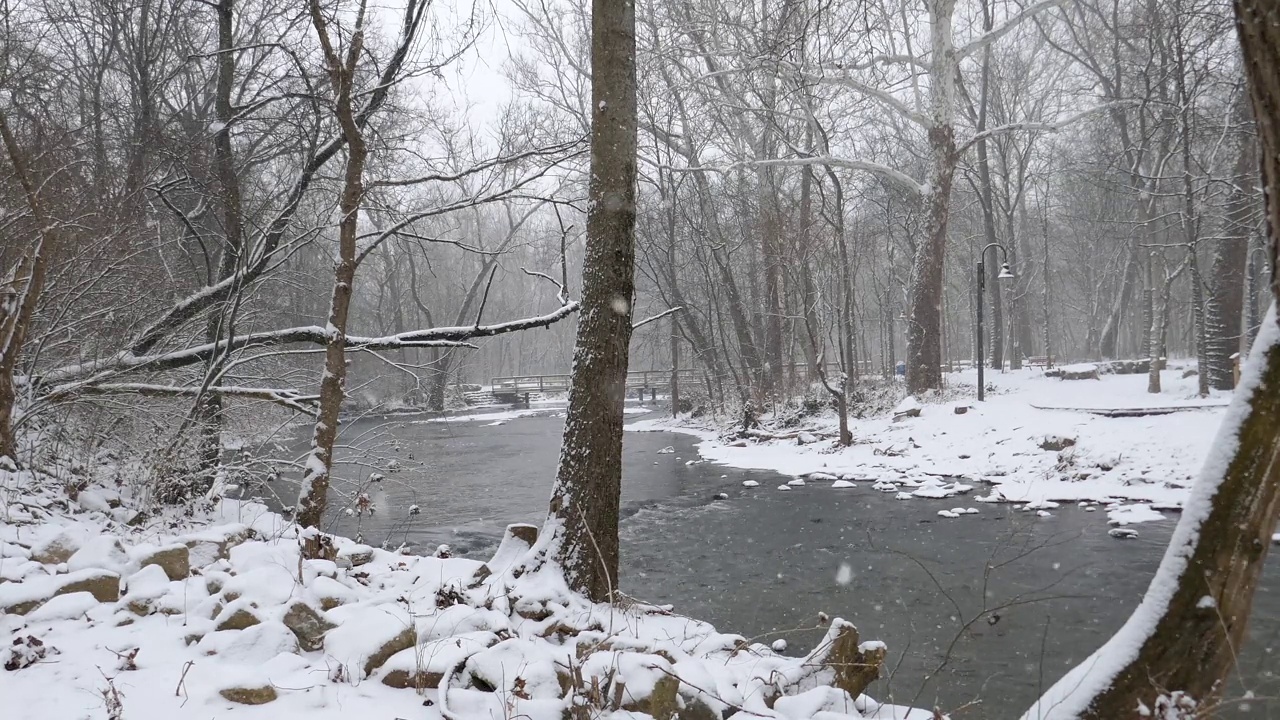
[260,406,1280,718]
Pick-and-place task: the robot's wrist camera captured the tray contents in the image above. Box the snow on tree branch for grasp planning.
[35,299,580,387]
[51,383,321,414]
[666,156,925,196]
[955,0,1068,62]
[800,71,930,128]
[632,306,682,330]
[957,101,1140,153]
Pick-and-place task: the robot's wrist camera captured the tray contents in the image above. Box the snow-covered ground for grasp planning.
[630,363,1228,524]
[0,466,928,720]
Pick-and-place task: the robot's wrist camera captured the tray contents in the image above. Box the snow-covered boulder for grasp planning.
[282,600,336,651]
[30,531,84,565]
[214,599,264,631]
[66,537,130,574]
[202,621,299,664]
[324,604,416,677]
[137,543,190,580]
[121,564,171,615]
[0,568,119,615]
[1039,435,1077,452]
[380,632,496,689]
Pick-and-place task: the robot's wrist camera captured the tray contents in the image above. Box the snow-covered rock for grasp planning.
[1107,503,1165,526]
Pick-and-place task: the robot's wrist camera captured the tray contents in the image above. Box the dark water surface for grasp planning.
[276,407,1280,718]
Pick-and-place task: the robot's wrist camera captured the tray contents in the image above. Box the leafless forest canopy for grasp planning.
[0,0,1261,462]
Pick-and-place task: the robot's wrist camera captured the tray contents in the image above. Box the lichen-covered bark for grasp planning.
[545,0,637,602]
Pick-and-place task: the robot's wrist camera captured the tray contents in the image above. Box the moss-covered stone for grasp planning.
[219,684,277,705]
[140,545,190,581]
[215,606,261,632]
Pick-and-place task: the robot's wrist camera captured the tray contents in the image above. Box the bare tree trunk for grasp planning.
[1206,94,1256,390]
[1024,4,1280,714]
[195,0,246,488]
[829,165,854,446]
[1100,231,1142,359]
[1041,179,1054,366]
[905,0,958,395]
[760,165,784,398]
[1246,230,1265,352]
[1191,251,1211,397]
[297,0,370,532]
[974,0,1003,371]
[797,154,821,383]
[544,0,636,602]
[0,111,52,463]
[670,316,679,417]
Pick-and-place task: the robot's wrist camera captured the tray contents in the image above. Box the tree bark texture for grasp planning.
[546,0,637,603]
[906,0,957,395]
[1206,95,1256,390]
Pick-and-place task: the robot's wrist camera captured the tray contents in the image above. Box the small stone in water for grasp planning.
[771,638,788,652]
[742,480,759,487]
[713,493,729,500]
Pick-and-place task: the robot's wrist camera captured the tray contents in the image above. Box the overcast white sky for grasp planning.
[438,0,520,129]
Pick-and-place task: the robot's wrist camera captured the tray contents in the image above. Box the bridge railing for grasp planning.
[490,369,707,393]
[489,363,896,394]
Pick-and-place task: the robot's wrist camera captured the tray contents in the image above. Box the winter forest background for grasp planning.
[0,0,1263,437]
[3,0,1280,717]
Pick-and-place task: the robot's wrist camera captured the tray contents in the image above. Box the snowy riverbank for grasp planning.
[629,363,1228,525]
[0,465,929,720]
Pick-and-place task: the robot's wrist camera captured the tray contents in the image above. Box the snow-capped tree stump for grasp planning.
[823,621,886,699]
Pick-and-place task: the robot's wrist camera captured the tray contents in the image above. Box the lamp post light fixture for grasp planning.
[976,243,1014,401]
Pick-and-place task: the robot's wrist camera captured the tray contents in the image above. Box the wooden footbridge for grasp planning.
[489,369,702,403]
[487,361,880,404]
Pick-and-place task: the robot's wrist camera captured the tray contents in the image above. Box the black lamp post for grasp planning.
[976,243,1014,401]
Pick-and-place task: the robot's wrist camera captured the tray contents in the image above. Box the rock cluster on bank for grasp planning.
[2,478,920,720]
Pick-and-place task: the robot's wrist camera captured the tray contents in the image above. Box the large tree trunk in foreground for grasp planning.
[1023,4,1280,715]
[544,0,637,602]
